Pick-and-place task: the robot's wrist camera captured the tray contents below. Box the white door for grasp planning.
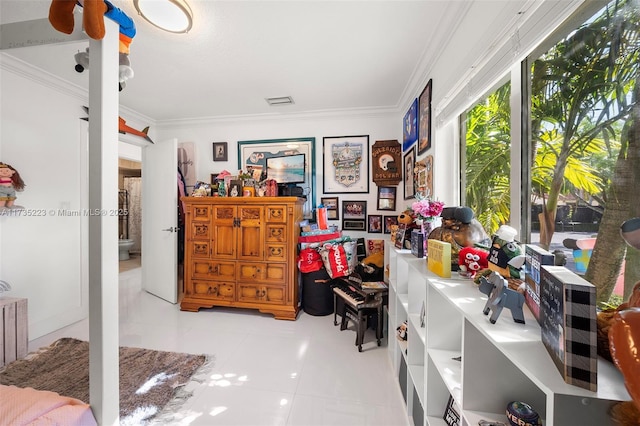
[141,138,178,303]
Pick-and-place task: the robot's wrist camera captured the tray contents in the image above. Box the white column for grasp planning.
[88,19,120,425]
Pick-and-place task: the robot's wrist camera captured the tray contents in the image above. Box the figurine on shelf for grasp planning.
[0,162,25,209]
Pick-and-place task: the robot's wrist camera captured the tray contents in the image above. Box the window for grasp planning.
[462,81,511,236]
[527,0,639,303]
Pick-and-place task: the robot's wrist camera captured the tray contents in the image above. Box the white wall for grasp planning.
[0,67,89,338]
[158,112,404,240]
[0,55,152,339]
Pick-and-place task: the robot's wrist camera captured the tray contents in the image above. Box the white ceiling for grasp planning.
[1,0,532,123]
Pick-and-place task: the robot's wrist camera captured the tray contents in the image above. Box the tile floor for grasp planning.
[28,259,410,426]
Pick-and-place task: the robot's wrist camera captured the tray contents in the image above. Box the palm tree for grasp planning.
[531,0,639,301]
[465,83,511,235]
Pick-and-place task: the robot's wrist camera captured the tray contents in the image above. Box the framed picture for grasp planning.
[343,220,366,231]
[404,147,416,200]
[394,223,407,249]
[238,137,316,218]
[415,155,434,198]
[371,139,402,186]
[213,142,228,162]
[210,173,219,184]
[417,79,432,155]
[342,200,366,220]
[228,180,243,197]
[384,215,398,234]
[377,186,397,211]
[323,135,369,194]
[368,215,382,233]
[403,98,418,151]
[321,196,339,220]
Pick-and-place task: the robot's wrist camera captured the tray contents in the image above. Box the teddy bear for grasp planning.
[49,0,136,90]
[397,209,419,249]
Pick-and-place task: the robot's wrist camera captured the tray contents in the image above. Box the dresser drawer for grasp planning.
[237,262,287,283]
[187,240,211,259]
[188,221,211,241]
[265,244,287,262]
[236,284,286,305]
[265,224,287,242]
[190,205,212,221]
[266,205,287,223]
[192,260,236,281]
[192,280,234,301]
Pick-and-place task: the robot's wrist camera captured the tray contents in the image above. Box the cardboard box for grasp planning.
[540,265,597,391]
[524,244,555,324]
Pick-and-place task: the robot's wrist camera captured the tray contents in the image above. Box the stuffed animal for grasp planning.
[397,209,418,249]
[487,225,525,280]
[396,321,408,341]
[0,162,25,209]
[458,246,489,279]
[427,206,490,270]
[50,0,136,90]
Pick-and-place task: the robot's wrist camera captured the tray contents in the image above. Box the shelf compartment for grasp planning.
[426,354,459,421]
[464,410,508,426]
[428,349,462,400]
[426,284,462,352]
[462,319,547,422]
[408,364,425,409]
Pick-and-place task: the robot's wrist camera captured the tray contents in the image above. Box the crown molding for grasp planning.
[154,105,399,129]
[0,53,155,126]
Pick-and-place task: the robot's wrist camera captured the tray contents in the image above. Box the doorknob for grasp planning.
[162,227,180,232]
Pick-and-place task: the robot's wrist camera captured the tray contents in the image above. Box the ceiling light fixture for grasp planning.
[133,0,193,34]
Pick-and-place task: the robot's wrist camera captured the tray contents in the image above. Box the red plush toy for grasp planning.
[458,246,489,279]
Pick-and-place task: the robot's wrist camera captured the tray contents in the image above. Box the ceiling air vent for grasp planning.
[266,96,294,106]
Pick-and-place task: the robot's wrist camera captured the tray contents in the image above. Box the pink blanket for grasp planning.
[0,385,97,426]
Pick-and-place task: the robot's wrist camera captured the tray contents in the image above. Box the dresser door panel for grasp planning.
[212,206,236,258]
[238,206,263,260]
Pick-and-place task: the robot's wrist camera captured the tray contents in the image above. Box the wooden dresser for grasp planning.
[180,196,304,320]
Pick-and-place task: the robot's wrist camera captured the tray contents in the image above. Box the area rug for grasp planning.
[0,337,214,425]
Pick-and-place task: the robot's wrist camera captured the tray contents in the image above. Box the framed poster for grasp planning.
[371,139,402,186]
[403,98,418,151]
[323,135,369,194]
[404,147,416,200]
[238,137,316,218]
[377,186,397,211]
[418,79,432,155]
[368,215,382,233]
[321,197,339,220]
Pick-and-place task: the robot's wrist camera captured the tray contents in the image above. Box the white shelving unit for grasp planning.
[384,242,630,426]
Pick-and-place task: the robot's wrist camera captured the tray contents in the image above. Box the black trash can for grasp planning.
[302,268,334,316]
